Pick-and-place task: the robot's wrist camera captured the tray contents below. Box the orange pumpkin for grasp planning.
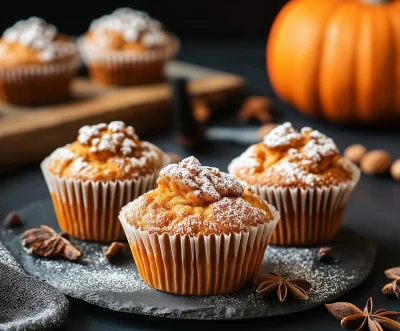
[267,0,400,124]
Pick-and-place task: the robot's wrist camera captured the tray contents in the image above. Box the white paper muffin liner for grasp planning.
[0,52,80,104]
[228,161,361,246]
[119,203,280,295]
[78,34,180,65]
[40,153,170,242]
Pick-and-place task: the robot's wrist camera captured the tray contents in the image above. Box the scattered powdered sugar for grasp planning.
[90,8,168,48]
[159,157,244,203]
[6,233,373,319]
[196,245,368,317]
[2,17,74,62]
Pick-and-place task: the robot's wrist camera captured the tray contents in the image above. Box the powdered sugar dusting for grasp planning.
[48,121,164,180]
[90,8,168,48]
[2,17,75,62]
[159,157,244,203]
[77,121,139,156]
[230,122,351,187]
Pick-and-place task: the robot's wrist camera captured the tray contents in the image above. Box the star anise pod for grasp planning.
[386,268,400,280]
[21,225,81,262]
[326,297,400,331]
[383,268,400,299]
[255,272,312,303]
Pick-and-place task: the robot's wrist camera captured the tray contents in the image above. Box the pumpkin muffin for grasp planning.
[119,156,280,295]
[0,17,79,105]
[79,8,179,86]
[41,121,169,242]
[228,122,360,246]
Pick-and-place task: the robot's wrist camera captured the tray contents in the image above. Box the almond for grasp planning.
[258,123,279,140]
[344,144,367,165]
[391,159,400,181]
[360,150,392,175]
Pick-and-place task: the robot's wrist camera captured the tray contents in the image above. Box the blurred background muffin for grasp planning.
[41,121,170,242]
[79,8,179,86]
[0,17,79,105]
[229,122,360,246]
[119,156,280,295]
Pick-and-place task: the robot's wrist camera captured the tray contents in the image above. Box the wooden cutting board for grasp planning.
[0,61,246,170]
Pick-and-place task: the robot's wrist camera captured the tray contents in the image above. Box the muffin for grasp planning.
[228,122,360,246]
[41,121,169,242]
[79,8,179,86]
[0,17,79,105]
[119,156,280,295]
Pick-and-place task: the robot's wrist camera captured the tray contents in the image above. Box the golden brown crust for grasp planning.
[85,8,171,52]
[0,18,78,67]
[47,121,165,181]
[229,122,353,188]
[122,157,275,236]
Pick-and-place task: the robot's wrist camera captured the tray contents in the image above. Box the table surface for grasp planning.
[1,40,400,331]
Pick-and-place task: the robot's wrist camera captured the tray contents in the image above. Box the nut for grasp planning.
[258,123,279,140]
[391,159,400,181]
[4,211,22,228]
[317,247,338,264]
[104,242,129,263]
[344,144,367,165]
[382,283,394,296]
[238,96,274,124]
[360,150,392,175]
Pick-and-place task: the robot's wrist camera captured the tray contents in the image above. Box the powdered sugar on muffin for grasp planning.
[123,157,275,236]
[229,122,353,188]
[158,156,244,204]
[1,17,76,62]
[47,121,166,181]
[88,8,168,49]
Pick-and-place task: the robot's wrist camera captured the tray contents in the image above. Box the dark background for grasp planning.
[0,0,288,39]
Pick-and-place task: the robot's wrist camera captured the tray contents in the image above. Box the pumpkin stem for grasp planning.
[362,0,390,4]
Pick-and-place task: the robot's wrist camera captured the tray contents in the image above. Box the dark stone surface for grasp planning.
[1,199,376,320]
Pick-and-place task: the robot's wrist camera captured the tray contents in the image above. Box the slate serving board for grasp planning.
[1,199,376,320]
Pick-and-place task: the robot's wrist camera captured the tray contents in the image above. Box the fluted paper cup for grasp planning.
[119,203,280,295]
[230,163,361,246]
[78,35,180,86]
[0,53,80,105]
[40,154,169,242]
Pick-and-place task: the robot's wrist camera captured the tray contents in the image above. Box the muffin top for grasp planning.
[122,156,276,236]
[85,8,171,51]
[229,122,354,188]
[47,121,166,181]
[0,17,77,67]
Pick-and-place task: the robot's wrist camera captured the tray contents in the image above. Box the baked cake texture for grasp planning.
[229,122,353,188]
[42,121,167,242]
[79,8,179,86]
[119,157,280,295]
[228,122,360,246]
[122,156,275,236]
[0,17,79,104]
[48,121,164,181]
